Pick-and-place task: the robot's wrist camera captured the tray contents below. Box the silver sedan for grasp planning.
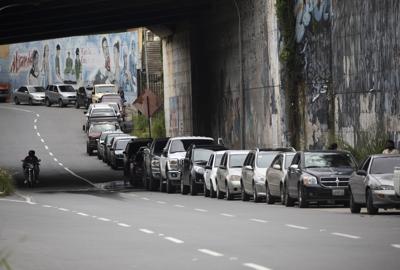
[13,85,45,105]
[349,154,400,214]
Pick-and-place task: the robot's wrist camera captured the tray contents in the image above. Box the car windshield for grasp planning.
[370,156,400,174]
[89,124,118,133]
[229,154,247,168]
[304,153,356,168]
[284,153,296,169]
[115,140,130,150]
[105,103,119,112]
[100,131,120,140]
[29,86,45,92]
[193,149,213,163]
[257,152,279,168]
[96,86,115,93]
[59,85,75,92]
[214,154,223,167]
[170,139,214,153]
[102,96,121,103]
[91,109,115,116]
[106,134,125,145]
[154,140,168,155]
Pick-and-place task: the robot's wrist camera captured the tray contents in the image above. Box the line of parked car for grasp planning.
[85,127,400,215]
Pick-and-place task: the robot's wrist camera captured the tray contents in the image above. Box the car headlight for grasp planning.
[151,159,160,168]
[373,185,394,190]
[167,159,179,171]
[302,174,318,186]
[229,175,241,182]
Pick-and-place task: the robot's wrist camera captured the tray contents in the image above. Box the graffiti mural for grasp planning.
[7,31,139,103]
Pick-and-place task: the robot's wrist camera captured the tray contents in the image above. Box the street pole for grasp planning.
[144,30,152,137]
[147,96,152,138]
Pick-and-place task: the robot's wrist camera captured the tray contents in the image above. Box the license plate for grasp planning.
[332,189,344,196]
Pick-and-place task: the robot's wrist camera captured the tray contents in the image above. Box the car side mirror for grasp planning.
[289,164,299,170]
[356,170,367,176]
[273,164,281,170]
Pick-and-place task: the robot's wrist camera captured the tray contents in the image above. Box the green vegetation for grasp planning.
[131,110,166,138]
[336,131,388,163]
[0,168,14,196]
[0,249,12,270]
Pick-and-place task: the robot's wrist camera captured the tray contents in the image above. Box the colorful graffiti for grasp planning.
[7,31,138,103]
[294,0,331,42]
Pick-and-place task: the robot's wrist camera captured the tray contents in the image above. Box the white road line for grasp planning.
[194,208,208,212]
[34,125,37,129]
[243,263,272,270]
[198,249,224,257]
[42,205,52,208]
[98,217,110,222]
[92,216,97,218]
[158,234,164,237]
[58,162,63,166]
[286,224,308,230]
[250,218,268,223]
[49,152,54,156]
[44,145,49,150]
[36,132,40,137]
[63,167,99,189]
[34,119,37,123]
[174,204,185,208]
[331,232,360,239]
[141,197,150,201]
[36,114,40,117]
[58,208,69,212]
[391,244,400,249]
[0,198,26,203]
[77,212,88,216]
[53,158,58,162]
[164,237,184,244]
[221,213,236,217]
[139,229,155,234]
[40,138,45,143]
[130,194,138,197]
[118,223,131,228]
[156,201,166,204]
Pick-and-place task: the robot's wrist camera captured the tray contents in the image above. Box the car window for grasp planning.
[257,152,278,168]
[361,157,371,171]
[96,86,115,94]
[215,154,223,167]
[220,153,227,167]
[31,86,45,92]
[89,123,119,133]
[370,156,400,174]
[207,154,214,167]
[229,154,247,168]
[291,153,300,166]
[170,139,213,153]
[284,153,295,169]
[304,153,356,168]
[115,139,130,150]
[193,149,213,163]
[59,85,75,92]
[154,140,168,155]
[91,108,115,116]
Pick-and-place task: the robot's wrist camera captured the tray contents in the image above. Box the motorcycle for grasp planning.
[21,160,40,187]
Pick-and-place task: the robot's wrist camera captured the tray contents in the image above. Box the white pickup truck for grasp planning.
[91,84,117,103]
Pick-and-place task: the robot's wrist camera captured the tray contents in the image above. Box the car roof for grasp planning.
[258,147,296,152]
[226,150,250,155]
[94,84,115,87]
[370,154,400,158]
[192,144,228,151]
[169,136,214,141]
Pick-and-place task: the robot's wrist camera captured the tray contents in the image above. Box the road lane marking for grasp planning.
[139,229,155,234]
[36,132,40,137]
[0,198,26,203]
[194,208,208,212]
[36,114,40,117]
[34,119,37,123]
[229,257,238,261]
[331,232,360,239]
[198,249,223,257]
[164,237,184,244]
[0,106,32,113]
[44,145,49,150]
[159,233,164,237]
[77,212,88,217]
[98,217,110,222]
[391,244,400,249]
[286,224,308,230]
[156,201,166,204]
[250,218,268,223]
[58,208,69,212]
[40,138,45,143]
[118,223,131,228]
[141,197,150,201]
[34,125,37,129]
[221,213,236,217]
[243,263,272,270]
[49,152,53,156]
[174,204,185,208]
[130,194,138,197]
[42,205,52,208]
[58,162,63,166]
[53,158,58,162]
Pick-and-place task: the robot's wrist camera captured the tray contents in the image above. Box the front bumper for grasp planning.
[167,170,181,185]
[372,190,400,208]
[303,186,349,202]
[32,98,45,104]
[228,180,242,194]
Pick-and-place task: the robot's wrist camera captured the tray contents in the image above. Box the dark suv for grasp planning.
[284,151,357,207]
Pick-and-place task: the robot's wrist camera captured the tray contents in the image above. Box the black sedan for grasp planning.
[284,151,357,208]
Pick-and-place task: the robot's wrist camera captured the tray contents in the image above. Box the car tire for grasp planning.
[59,99,64,107]
[75,101,80,109]
[298,183,308,208]
[253,183,261,203]
[203,181,210,197]
[159,177,166,192]
[14,97,20,105]
[28,98,33,106]
[216,181,224,199]
[190,176,197,196]
[149,177,157,191]
[280,183,285,205]
[210,181,217,198]
[226,182,233,201]
[45,98,51,107]
[265,183,274,204]
[86,144,92,156]
[181,180,189,195]
[166,178,174,194]
[241,182,250,201]
[285,183,295,207]
[366,188,379,215]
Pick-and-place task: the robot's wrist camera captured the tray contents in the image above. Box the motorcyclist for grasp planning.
[23,150,40,183]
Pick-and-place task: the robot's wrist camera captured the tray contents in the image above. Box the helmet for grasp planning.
[28,150,35,157]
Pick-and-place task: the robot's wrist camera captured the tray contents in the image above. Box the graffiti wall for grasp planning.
[7,31,138,103]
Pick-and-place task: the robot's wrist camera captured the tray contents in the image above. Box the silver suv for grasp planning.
[45,84,77,107]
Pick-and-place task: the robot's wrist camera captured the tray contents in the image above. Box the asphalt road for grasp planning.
[0,103,399,270]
